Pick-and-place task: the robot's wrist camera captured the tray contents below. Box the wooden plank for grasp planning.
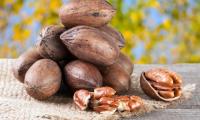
[132,109,200,120]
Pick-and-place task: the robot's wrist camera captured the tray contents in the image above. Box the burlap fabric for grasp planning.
[0,59,195,120]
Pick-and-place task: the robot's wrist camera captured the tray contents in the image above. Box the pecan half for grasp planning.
[93,87,116,99]
[93,105,117,114]
[73,89,92,110]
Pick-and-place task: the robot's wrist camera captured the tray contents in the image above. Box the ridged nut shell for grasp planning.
[100,63,130,93]
[99,25,125,48]
[117,53,133,75]
[36,25,71,61]
[12,47,42,83]
[24,59,62,100]
[60,26,120,66]
[59,0,116,27]
[64,60,103,91]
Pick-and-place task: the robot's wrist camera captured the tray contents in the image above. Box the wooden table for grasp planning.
[0,59,199,120]
[133,64,200,120]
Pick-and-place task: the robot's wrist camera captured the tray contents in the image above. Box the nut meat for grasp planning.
[140,68,182,101]
[94,87,116,99]
[73,89,92,110]
[73,87,143,114]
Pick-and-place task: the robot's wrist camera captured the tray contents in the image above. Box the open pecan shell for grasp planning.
[140,69,182,102]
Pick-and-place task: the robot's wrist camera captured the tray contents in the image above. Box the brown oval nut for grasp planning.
[93,105,117,114]
[12,47,42,83]
[100,63,130,93]
[64,60,103,91]
[94,87,116,99]
[60,25,120,66]
[117,53,133,75]
[36,25,71,61]
[140,68,182,102]
[73,89,92,110]
[24,59,62,100]
[59,0,116,27]
[99,25,125,48]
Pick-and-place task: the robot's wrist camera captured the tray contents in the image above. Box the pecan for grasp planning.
[73,89,92,110]
[93,105,117,114]
[140,68,182,101]
[114,95,143,112]
[93,87,116,99]
[74,87,143,113]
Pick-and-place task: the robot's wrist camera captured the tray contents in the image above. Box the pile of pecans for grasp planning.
[12,0,183,114]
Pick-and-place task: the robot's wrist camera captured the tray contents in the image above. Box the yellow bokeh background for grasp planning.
[0,0,200,63]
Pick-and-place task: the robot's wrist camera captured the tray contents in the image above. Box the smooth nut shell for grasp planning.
[36,25,71,61]
[100,63,130,93]
[12,47,42,83]
[24,59,62,100]
[64,60,103,91]
[117,53,133,75]
[59,0,116,27]
[140,72,181,102]
[60,26,120,66]
[99,25,125,48]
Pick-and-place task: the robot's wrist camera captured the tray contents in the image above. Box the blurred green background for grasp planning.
[0,0,200,63]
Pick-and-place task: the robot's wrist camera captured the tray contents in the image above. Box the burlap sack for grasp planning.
[0,59,195,120]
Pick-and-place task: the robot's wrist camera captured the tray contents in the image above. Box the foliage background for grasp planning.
[0,0,200,64]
